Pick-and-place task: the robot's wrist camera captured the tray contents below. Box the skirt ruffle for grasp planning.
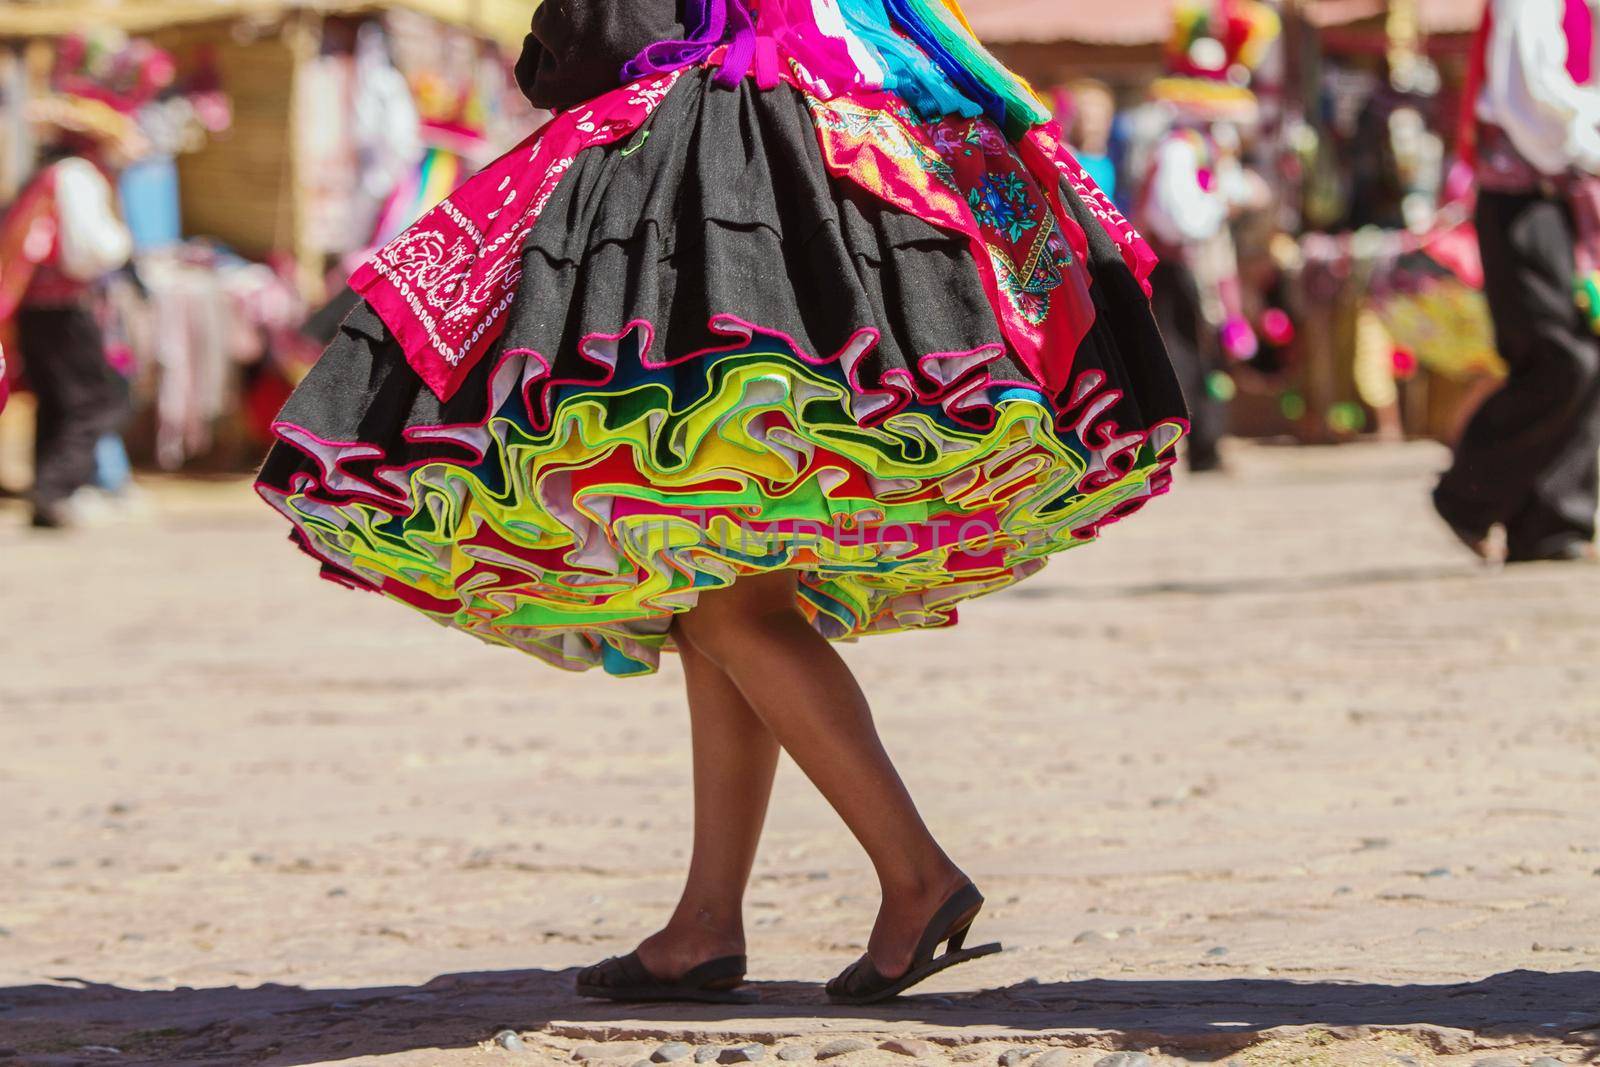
[256,68,1187,676]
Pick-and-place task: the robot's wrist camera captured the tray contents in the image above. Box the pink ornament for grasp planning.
[1260,307,1295,346]
[1220,316,1258,360]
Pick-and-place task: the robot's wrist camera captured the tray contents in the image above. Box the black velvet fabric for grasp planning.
[514,0,685,111]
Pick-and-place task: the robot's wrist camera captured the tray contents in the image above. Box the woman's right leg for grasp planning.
[633,622,782,980]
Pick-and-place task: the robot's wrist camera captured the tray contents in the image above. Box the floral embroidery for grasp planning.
[932,122,1007,160]
[1020,121,1159,297]
[805,85,1095,390]
[937,121,1068,329]
[968,173,1038,243]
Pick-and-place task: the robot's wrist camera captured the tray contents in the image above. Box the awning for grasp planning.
[0,0,531,49]
[963,0,1485,46]
[1302,0,1483,34]
[965,0,1174,46]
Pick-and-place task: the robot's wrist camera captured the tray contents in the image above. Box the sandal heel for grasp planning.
[825,881,1004,1005]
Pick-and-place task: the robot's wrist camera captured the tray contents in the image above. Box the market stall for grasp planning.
[970,0,1496,447]
[0,0,540,475]
[1271,0,1498,444]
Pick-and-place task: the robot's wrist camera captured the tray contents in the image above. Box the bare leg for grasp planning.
[676,571,968,979]
[634,621,782,980]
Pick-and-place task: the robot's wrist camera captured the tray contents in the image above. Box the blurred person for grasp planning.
[254,0,1188,1005]
[0,96,137,529]
[1141,123,1235,471]
[1136,0,1279,472]
[1061,78,1119,201]
[1434,0,1600,563]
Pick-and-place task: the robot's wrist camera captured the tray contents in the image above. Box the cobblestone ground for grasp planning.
[2,442,1598,1067]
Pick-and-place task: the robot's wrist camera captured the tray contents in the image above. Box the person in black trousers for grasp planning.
[1435,192,1600,562]
[1436,0,1600,563]
[1,144,135,529]
[17,304,128,528]
[1149,257,1226,472]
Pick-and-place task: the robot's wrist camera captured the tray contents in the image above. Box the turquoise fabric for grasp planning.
[879,0,1050,137]
[835,0,983,121]
[1077,153,1118,201]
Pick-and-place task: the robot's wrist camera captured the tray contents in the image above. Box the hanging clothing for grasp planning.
[350,23,424,250]
[119,154,184,251]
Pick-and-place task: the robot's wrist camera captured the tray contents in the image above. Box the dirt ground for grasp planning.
[2,441,1599,1067]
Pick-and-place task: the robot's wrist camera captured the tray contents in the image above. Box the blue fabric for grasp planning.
[879,0,1008,128]
[118,155,182,251]
[94,433,132,493]
[835,0,982,121]
[1077,153,1118,202]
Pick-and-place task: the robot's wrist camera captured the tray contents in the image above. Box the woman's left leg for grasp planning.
[632,621,782,980]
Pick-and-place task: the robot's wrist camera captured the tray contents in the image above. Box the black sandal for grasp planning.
[825,882,1002,1005]
[575,951,758,1004]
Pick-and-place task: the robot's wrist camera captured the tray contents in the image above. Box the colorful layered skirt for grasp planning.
[255,1,1189,676]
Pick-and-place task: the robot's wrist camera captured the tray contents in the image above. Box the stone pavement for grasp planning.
[2,442,1598,1066]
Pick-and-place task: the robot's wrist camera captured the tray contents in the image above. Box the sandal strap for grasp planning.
[584,951,746,991]
[832,953,887,998]
[679,954,747,988]
[826,882,986,1001]
[589,951,654,988]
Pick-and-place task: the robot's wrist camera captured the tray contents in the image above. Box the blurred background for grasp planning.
[0,0,1500,494]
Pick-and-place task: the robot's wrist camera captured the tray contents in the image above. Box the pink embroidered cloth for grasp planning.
[351,70,683,402]
[1026,121,1158,299]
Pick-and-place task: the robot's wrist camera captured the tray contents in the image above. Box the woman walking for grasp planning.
[256,0,1188,1004]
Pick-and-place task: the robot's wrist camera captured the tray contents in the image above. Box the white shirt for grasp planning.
[53,157,133,282]
[1143,135,1229,248]
[1477,0,1600,175]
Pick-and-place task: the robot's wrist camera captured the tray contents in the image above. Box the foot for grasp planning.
[1431,489,1503,565]
[575,950,755,1004]
[633,915,746,983]
[30,500,74,530]
[864,865,973,981]
[1445,523,1504,565]
[1506,540,1599,564]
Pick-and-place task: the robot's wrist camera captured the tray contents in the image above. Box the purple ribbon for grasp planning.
[621,0,759,89]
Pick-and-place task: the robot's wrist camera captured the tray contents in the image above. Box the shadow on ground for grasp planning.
[4,969,1599,1065]
[1024,563,1483,601]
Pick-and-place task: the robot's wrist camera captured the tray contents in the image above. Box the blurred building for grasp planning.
[3,0,534,297]
[0,0,539,472]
